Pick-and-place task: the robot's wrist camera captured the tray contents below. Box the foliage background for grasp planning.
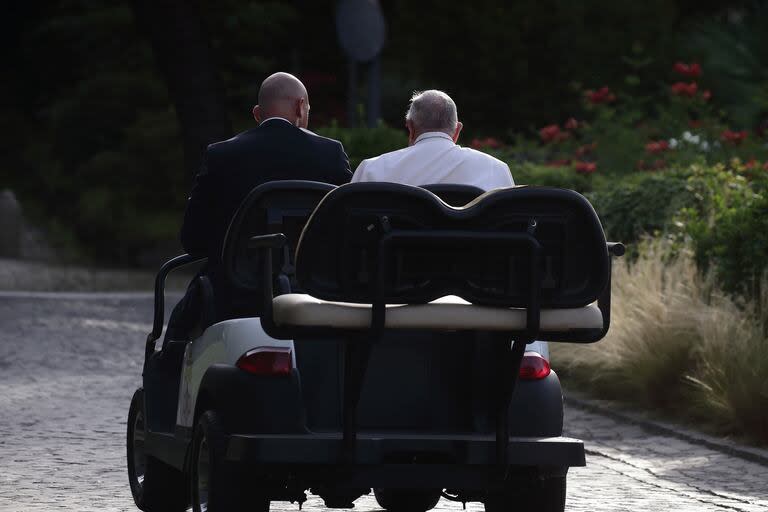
[0,0,764,265]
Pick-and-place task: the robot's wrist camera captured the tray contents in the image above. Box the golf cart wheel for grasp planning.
[373,488,441,512]
[127,389,187,511]
[191,410,270,512]
[484,476,566,512]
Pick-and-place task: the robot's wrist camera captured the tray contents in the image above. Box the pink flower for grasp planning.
[546,158,571,167]
[645,140,670,154]
[574,161,597,174]
[585,87,616,104]
[470,137,502,149]
[673,62,702,78]
[671,82,698,97]
[575,142,597,157]
[564,117,579,130]
[539,124,562,143]
[721,129,748,145]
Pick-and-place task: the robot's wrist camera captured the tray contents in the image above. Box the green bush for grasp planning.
[506,162,595,194]
[315,122,408,170]
[682,166,768,296]
[587,169,696,243]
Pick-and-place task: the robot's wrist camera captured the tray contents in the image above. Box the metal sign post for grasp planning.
[335,0,386,127]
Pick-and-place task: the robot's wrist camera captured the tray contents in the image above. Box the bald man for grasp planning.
[174,72,351,326]
[352,90,513,191]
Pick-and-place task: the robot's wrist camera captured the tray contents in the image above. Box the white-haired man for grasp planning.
[351,90,514,190]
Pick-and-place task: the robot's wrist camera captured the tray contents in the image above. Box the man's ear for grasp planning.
[252,105,261,123]
[452,121,464,143]
[406,120,416,146]
[295,98,305,121]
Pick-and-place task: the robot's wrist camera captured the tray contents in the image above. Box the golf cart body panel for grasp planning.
[130,180,624,512]
[176,318,296,429]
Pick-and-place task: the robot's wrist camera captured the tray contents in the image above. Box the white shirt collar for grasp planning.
[260,117,293,126]
[414,131,454,144]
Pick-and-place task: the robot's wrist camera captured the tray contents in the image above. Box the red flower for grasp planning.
[745,159,757,169]
[470,137,502,149]
[721,129,748,145]
[652,159,668,170]
[546,158,571,167]
[673,62,702,78]
[688,119,703,128]
[645,140,670,154]
[574,161,597,174]
[575,142,597,157]
[585,87,616,104]
[539,124,562,143]
[564,117,579,130]
[671,82,698,97]
[763,162,768,171]
[701,90,712,102]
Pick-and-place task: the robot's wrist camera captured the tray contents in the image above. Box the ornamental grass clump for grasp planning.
[687,278,768,441]
[553,240,768,444]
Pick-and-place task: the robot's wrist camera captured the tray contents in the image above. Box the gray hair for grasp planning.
[405,90,458,135]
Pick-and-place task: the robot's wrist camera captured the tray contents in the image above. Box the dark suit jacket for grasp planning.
[179,119,351,318]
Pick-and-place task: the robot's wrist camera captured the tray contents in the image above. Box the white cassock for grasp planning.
[349,131,548,359]
[350,131,514,191]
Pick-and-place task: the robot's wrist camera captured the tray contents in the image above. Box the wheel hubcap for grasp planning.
[196,436,210,512]
[132,410,147,489]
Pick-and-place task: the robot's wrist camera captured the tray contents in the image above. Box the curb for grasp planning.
[564,392,768,467]
[0,291,154,300]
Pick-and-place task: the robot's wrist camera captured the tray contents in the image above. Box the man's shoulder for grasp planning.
[206,128,258,153]
[458,146,509,168]
[298,127,344,149]
[359,145,413,167]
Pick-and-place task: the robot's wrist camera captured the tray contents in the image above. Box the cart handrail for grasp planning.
[144,253,207,366]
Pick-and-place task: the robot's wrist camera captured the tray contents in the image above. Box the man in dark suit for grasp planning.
[169,72,351,338]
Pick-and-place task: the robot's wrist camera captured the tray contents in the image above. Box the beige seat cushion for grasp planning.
[272,294,602,331]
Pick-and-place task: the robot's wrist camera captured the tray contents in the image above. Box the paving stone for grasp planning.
[1,295,766,511]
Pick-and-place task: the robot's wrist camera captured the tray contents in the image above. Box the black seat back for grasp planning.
[295,183,609,309]
[222,180,336,297]
[421,183,484,207]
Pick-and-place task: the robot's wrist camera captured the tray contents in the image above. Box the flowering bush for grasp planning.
[502,59,768,177]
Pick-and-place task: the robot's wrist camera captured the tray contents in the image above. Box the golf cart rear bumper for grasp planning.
[226,432,584,466]
[225,433,582,488]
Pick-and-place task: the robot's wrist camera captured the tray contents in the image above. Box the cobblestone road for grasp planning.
[1,294,766,511]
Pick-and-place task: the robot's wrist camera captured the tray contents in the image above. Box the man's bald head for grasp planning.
[253,72,310,128]
[404,90,463,145]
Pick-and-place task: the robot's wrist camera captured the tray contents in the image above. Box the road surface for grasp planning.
[1,294,766,511]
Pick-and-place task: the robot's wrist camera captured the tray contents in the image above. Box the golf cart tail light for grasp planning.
[518,351,551,380]
[236,347,292,376]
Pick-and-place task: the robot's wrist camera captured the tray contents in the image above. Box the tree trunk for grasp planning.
[132,0,232,176]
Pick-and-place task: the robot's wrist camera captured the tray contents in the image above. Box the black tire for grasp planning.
[484,476,566,512]
[190,410,270,512]
[373,488,441,512]
[127,389,187,511]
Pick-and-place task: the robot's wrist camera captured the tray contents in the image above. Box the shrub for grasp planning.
[505,162,595,194]
[315,121,408,170]
[677,164,767,296]
[587,169,695,243]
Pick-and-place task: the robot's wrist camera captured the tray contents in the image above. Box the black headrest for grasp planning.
[295,183,609,308]
[421,183,484,207]
[222,180,335,291]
